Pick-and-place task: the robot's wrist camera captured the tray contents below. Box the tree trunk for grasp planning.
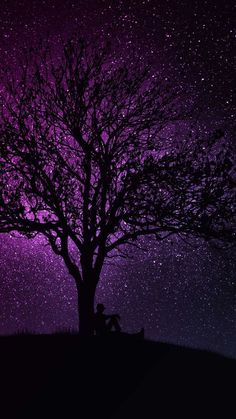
[77,280,97,337]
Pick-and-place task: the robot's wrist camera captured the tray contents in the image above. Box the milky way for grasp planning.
[0,0,235,358]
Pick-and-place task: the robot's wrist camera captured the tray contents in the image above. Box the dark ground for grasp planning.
[0,333,235,418]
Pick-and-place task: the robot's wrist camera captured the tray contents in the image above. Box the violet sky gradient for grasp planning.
[0,0,235,358]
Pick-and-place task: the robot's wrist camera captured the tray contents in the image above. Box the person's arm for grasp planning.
[105,313,120,320]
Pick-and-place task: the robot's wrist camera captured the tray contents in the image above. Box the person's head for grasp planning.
[96,303,105,313]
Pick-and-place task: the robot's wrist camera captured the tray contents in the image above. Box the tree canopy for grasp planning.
[0,37,235,333]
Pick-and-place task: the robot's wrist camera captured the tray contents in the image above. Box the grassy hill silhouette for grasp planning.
[0,333,235,418]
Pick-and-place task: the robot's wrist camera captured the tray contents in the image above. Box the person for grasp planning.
[94,303,121,336]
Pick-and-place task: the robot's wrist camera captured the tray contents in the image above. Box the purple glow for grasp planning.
[0,0,235,359]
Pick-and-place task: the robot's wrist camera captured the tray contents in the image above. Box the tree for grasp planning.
[0,37,235,335]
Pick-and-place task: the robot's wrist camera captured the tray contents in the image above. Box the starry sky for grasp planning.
[0,0,235,358]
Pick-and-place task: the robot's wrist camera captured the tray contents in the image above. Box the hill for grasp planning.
[0,333,235,418]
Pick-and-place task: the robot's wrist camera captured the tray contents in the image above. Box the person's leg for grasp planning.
[106,319,113,331]
[109,316,121,332]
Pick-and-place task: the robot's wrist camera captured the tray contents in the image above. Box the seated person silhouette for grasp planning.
[94,303,121,336]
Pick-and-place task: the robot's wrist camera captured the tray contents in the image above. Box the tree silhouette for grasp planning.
[0,37,235,335]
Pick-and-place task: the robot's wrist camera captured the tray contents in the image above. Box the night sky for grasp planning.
[0,0,235,358]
